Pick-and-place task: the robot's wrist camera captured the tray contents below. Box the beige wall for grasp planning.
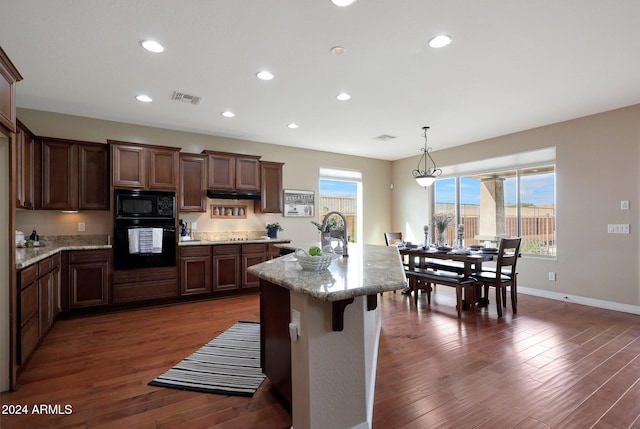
[16,108,392,245]
[392,105,640,309]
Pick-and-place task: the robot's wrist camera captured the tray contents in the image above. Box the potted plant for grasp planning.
[311,219,338,247]
[265,222,283,239]
[433,212,454,246]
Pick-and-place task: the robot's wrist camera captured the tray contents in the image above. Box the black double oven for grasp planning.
[113,189,177,270]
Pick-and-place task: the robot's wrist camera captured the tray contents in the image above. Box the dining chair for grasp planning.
[473,237,521,317]
[384,232,403,246]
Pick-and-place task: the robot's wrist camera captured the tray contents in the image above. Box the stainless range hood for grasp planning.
[206,190,262,200]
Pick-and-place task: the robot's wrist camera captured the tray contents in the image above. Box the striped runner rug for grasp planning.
[149,321,265,396]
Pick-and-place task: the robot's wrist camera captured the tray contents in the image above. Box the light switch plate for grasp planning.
[191,222,197,230]
[78,222,85,232]
[608,224,630,234]
[621,200,630,210]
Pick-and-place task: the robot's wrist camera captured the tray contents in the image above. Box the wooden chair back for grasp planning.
[496,237,521,277]
[384,232,403,246]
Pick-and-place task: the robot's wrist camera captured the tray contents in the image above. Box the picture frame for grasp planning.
[283,189,315,217]
[210,204,247,219]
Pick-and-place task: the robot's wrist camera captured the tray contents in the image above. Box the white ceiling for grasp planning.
[2,1,640,161]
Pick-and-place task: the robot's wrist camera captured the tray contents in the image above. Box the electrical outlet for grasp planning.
[191,222,197,230]
[78,222,85,232]
[608,224,630,234]
[548,272,556,281]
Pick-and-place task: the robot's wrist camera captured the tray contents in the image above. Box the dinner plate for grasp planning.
[481,248,498,254]
[437,246,452,252]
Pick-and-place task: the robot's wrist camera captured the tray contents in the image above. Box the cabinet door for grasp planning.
[41,140,77,210]
[38,271,52,336]
[78,143,109,210]
[235,156,261,191]
[68,251,110,309]
[180,256,213,295]
[111,143,146,188]
[213,253,241,291]
[207,153,235,190]
[255,161,283,213]
[179,154,207,212]
[16,121,35,209]
[242,252,266,289]
[148,147,179,190]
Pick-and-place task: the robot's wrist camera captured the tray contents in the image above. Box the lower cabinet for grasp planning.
[213,245,241,291]
[17,253,61,365]
[68,249,111,309]
[241,244,267,289]
[179,246,212,296]
[112,266,178,303]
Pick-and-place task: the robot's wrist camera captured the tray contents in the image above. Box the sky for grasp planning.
[320,179,357,197]
[436,173,555,206]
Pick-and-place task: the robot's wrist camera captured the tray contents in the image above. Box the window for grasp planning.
[434,164,555,256]
[319,168,362,243]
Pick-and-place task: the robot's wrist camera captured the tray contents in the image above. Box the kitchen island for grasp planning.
[247,243,407,429]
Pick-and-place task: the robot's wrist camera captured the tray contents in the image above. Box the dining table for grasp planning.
[398,246,497,308]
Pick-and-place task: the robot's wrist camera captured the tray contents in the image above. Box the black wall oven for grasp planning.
[113,189,176,270]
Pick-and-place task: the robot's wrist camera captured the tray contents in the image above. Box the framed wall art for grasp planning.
[211,204,247,219]
[283,189,315,217]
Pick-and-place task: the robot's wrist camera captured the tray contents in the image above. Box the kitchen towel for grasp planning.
[128,229,139,254]
[152,228,163,254]
[138,228,154,254]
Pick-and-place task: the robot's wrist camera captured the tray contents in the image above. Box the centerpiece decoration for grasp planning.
[295,245,338,271]
[311,219,338,248]
[433,212,454,246]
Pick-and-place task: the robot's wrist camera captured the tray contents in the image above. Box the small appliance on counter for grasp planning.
[16,230,25,247]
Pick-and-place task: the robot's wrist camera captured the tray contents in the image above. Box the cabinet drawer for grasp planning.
[19,264,38,289]
[113,266,176,284]
[20,315,39,365]
[20,282,38,327]
[113,280,179,303]
[179,245,212,258]
[213,244,241,255]
[242,243,266,254]
[68,249,111,264]
[38,256,53,275]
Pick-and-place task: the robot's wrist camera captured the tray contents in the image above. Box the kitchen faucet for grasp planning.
[322,211,349,257]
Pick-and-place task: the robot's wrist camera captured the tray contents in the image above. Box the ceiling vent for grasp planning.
[373,134,397,142]
[171,91,203,105]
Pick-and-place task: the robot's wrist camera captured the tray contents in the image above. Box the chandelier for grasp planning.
[412,126,442,187]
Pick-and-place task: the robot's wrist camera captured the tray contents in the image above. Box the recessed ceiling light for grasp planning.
[221,111,235,118]
[429,34,452,48]
[136,94,152,103]
[256,70,274,81]
[287,123,299,129]
[331,46,345,55]
[336,92,351,101]
[332,0,356,6]
[140,40,165,53]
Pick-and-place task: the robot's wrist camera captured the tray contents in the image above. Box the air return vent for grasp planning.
[373,134,397,141]
[171,91,203,105]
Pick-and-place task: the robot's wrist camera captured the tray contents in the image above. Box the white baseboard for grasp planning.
[519,287,640,315]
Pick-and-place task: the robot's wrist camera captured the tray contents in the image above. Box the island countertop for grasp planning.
[246,242,407,301]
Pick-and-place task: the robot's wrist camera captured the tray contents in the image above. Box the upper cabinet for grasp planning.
[16,120,36,210]
[255,161,284,214]
[203,150,261,192]
[40,137,109,211]
[109,140,179,191]
[0,47,23,132]
[179,153,207,212]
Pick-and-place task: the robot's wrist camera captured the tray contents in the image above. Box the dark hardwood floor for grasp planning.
[2,289,639,428]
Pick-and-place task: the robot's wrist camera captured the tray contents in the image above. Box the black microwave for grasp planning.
[115,189,176,220]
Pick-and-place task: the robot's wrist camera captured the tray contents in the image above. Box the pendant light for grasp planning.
[412,126,442,187]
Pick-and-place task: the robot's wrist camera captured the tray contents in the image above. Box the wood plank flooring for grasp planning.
[1,289,639,428]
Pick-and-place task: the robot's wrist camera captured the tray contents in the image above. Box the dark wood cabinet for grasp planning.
[213,245,241,291]
[0,47,22,132]
[78,144,109,210]
[68,250,111,309]
[41,139,76,210]
[241,244,267,289]
[179,246,212,295]
[255,161,284,213]
[110,141,179,191]
[260,279,292,410]
[179,153,207,212]
[16,119,35,209]
[112,267,178,303]
[17,253,60,365]
[203,150,261,192]
[40,137,109,211]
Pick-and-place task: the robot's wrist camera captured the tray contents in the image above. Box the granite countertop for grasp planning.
[16,235,111,269]
[178,237,291,246]
[246,242,407,301]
